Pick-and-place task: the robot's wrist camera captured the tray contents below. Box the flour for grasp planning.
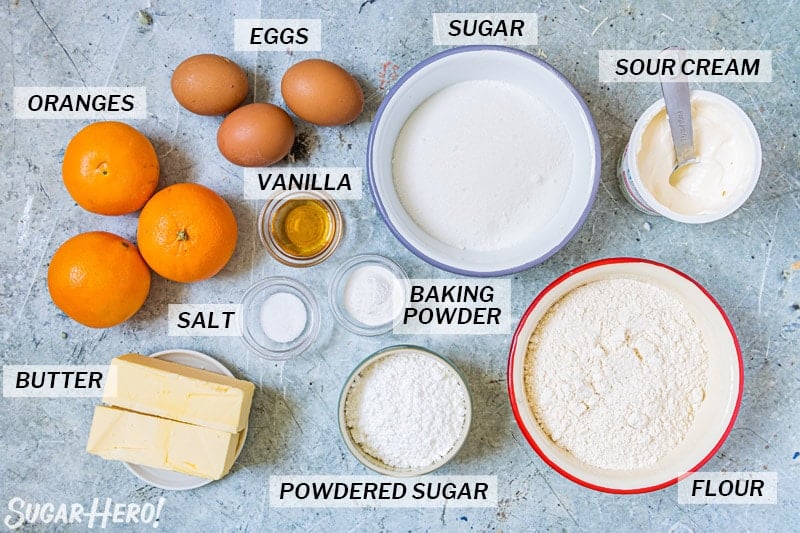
[524,278,708,470]
[345,351,468,469]
[392,79,573,252]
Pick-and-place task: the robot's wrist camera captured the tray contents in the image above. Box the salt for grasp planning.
[342,264,403,326]
[345,351,468,469]
[259,292,307,343]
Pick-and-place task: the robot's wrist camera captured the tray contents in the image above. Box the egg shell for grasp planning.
[217,103,295,167]
[281,59,364,126]
[171,54,249,116]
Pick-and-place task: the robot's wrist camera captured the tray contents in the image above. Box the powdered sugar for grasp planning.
[524,278,708,470]
[344,351,468,469]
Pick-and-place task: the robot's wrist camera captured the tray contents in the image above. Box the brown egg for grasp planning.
[171,54,249,116]
[217,103,295,167]
[281,59,364,126]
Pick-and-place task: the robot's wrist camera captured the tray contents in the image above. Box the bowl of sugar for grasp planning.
[507,257,743,493]
[368,45,600,277]
[339,345,472,476]
[240,277,320,360]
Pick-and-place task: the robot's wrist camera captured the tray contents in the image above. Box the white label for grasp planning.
[599,50,772,82]
[168,304,242,336]
[678,472,778,504]
[393,279,511,335]
[234,19,321,51]
[3,365,106,397]
[433,13,537,45]
[269,475,497,508]
[243,167,362,200]
[13,87,147,119]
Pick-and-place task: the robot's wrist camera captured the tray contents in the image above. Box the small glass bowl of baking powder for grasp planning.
[328,254,409,336]
[240,277,320,360]
[338,345,472,477]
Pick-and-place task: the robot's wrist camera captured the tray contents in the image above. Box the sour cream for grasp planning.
[635,91,760,217]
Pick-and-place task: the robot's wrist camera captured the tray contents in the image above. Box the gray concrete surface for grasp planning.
[1,0,798,531]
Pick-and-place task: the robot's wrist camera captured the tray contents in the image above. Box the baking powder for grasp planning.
[392,79,573,252]
[524,278,708,470]
[345,351,468,469]
[342,264,404,326]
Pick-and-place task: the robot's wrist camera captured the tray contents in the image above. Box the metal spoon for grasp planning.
[659,47,697,185]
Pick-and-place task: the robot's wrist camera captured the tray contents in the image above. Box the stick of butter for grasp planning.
[103,354,254,434]
[86,405,241,480]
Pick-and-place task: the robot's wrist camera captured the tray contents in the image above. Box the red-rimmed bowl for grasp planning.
[507,257,743,493]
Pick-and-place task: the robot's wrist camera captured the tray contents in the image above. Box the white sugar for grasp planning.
[392,79,573,252]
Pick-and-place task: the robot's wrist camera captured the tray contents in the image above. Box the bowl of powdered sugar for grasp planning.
[507,258,743,493]
[339,345,471,476]
[368,45,600,276]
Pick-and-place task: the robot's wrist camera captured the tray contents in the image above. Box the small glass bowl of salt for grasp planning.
[240,277,320,360]
[328,254,409,336]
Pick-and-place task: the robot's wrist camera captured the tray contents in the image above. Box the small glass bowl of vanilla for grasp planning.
[258,191,343,267]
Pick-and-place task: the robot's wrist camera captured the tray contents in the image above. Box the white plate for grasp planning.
[123,349,248,491]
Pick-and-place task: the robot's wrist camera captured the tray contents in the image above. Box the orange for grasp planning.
[137,183,238,283]
[47,231,151,328]
[62,121,159,215]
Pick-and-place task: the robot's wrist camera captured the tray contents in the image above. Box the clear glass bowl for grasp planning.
[258,190,343,268]
[338,345,473,477]
[328,254,409,336]
[240,277,320,360]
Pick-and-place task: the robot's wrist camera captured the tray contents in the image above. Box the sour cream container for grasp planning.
[618,90,761,223]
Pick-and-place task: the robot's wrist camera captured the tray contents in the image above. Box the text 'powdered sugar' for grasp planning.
[269,476,497,508]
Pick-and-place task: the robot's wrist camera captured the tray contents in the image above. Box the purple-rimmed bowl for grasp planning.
[367,45,600,277]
